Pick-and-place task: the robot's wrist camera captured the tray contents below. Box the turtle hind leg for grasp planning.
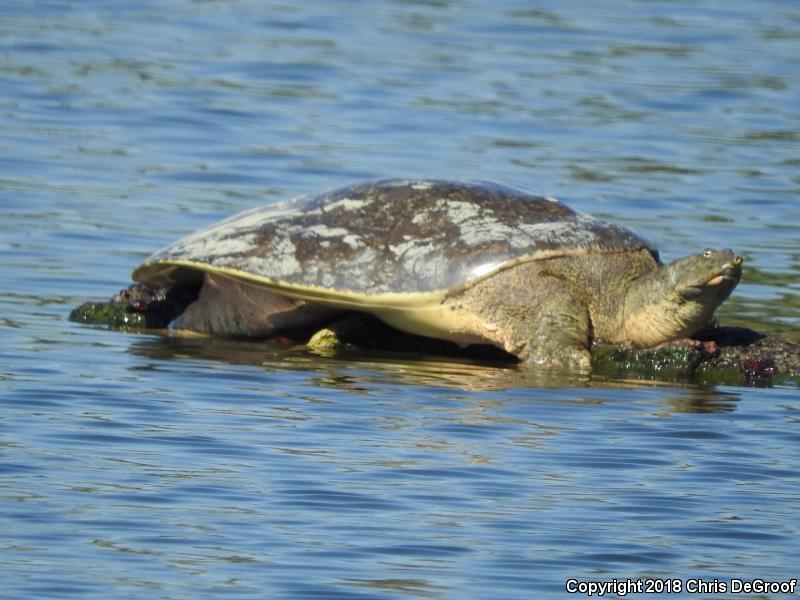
[452,269,592,370]
[171,272,339,337]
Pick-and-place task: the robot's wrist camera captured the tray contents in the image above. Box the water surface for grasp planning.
[1,1,799,598]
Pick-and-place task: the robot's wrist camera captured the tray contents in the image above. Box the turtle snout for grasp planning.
[710,248,742,271]
[723,255,743,279]
[711,253,743,286]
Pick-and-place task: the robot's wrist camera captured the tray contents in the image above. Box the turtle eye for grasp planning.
[703,248,713,258]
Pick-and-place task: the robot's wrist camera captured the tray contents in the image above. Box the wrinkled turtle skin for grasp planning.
[131,179,743,369]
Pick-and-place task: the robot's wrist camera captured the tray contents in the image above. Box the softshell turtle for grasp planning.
[133,179,742,368]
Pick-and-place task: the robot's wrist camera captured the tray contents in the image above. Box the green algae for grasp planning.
[590,343,705,380]
[69,301,147,329]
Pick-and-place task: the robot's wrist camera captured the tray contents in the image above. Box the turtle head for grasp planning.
[671,248,743,303]
[621,248,743,347]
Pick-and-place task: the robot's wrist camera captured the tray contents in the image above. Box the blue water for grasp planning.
[2,1,799,598]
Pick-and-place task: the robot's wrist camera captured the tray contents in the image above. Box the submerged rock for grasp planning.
[70,283,799,386]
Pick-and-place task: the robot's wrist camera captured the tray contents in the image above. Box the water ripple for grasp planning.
[2,0,800,598]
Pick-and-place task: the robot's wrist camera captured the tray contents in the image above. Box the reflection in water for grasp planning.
[663,388,741,414]
[127,332,581,389]
[126,333,740,412]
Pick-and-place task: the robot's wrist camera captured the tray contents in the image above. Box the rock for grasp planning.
[69,283,199,330]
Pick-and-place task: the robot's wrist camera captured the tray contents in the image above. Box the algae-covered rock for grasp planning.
[70,300,147,328]
[591,326,799,386]
[69,283,198,331]
[695,328,798,386]
[590,340,715,380]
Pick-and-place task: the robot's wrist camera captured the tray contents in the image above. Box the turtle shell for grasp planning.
[133,180,655,298]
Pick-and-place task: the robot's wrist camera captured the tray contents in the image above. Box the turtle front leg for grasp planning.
[516,318,592,370]
[454,272,592,370]
[508,284,592,370]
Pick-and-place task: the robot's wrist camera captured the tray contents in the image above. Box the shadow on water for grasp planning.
[123,332,741,413]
